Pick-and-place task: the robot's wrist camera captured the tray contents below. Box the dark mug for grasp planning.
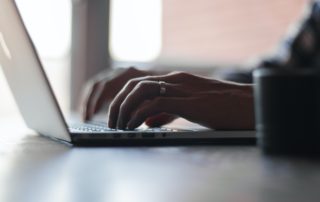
[253,67,320,155]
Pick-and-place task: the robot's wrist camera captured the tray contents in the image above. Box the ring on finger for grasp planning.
[159,81,166,96]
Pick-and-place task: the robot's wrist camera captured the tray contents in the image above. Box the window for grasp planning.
[110,0,162,62]
[110,0,308,67]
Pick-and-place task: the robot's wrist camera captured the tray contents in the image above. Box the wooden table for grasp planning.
[0,117,320,202]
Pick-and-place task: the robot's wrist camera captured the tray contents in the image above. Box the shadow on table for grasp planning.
[2,134,320,202]
[0,134,72,202]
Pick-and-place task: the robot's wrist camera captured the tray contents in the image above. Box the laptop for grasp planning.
[0,0,255,146]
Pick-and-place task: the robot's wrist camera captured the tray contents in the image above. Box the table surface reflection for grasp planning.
[0,117,320,202]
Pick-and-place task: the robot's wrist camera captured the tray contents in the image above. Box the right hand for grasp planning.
[107,71,254,130]
[82,67,148,121]
[82,67,176,127]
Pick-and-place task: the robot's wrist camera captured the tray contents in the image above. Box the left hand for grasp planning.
[108,72,255,130]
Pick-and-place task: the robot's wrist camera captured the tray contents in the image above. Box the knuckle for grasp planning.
[143,75,153,80]
[168,71,190,79]
[127,66,137,72]
[169,71,183,76]
[108,105,116,116]
[135,80,149,90]
[109,99,120,113]
[119,102,127,114]
[91,80,106,92]
[101,80,110,88]
[87,80,100,90]
[88,74,104,86]
[127,78,139,88]
[109,101,116,110]
[177,71,190,77]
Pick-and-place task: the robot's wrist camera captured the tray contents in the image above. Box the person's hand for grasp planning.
[82,67,149,121]
[108,72,255,130]
[82,67,175,127]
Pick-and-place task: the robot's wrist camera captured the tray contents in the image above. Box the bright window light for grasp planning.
[110,0,162,62]
[15,0,71,59]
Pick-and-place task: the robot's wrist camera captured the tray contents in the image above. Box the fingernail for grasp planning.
[108,121,113,128]
[108,120,116,128]
[127,121,135,130]
[117,120,124,130]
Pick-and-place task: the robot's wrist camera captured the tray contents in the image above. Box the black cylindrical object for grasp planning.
[253,67,320,155]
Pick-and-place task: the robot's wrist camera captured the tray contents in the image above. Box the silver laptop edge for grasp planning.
[0,0,71,141]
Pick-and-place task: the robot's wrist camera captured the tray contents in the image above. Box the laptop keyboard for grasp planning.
[69,123,116,132]
[69,122,176,133]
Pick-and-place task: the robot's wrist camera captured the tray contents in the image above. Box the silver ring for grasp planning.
[159,81,166,96]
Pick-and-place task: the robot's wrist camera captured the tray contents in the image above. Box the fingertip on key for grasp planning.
[108,120,116,129]
[127,121,135,130]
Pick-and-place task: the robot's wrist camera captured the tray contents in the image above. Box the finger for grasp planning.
[92,68,144,114]
[108,80,139,128]
[145,113,177,127]
[82,81,102,121]
[127,97,187,129]
[108,75,172,128]
[116,81,159,129]
[108,73,191,128]
[91,80,113,114]
[116,81,188,129]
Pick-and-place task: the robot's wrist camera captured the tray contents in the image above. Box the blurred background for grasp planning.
[0,0,308,120]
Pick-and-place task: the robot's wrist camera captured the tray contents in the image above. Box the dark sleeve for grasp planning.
[261,0,320,69]
[222,1,320,83]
